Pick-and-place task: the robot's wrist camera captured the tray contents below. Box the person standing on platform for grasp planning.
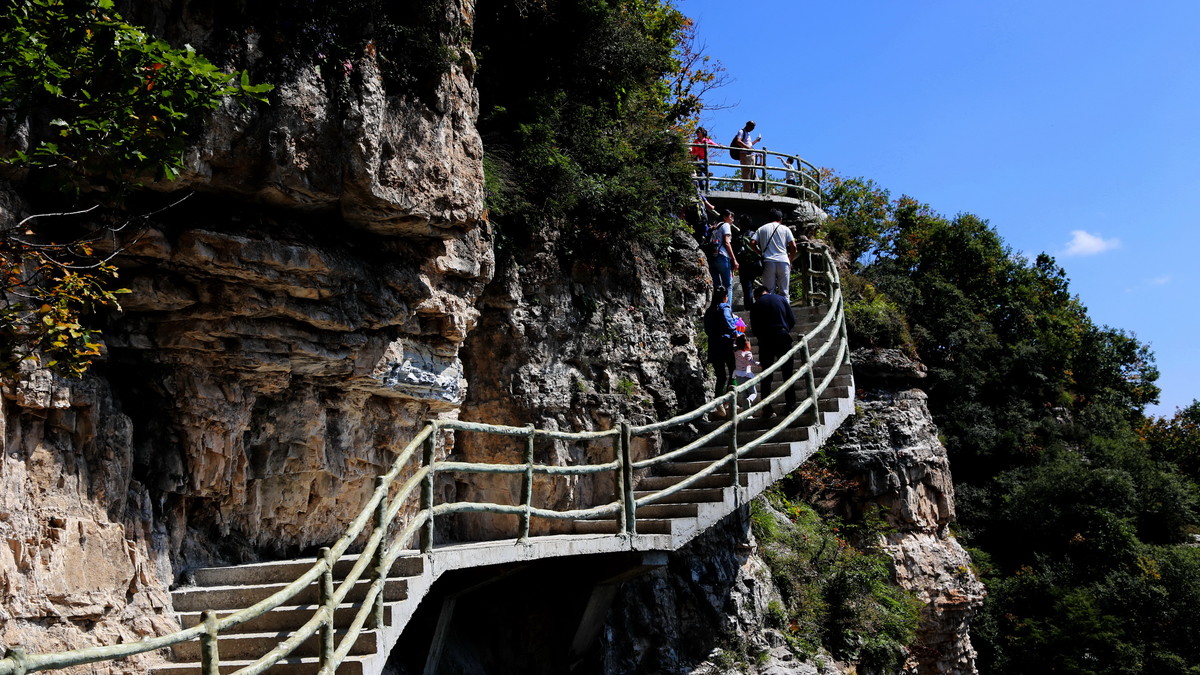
[752,208,797,301]
[732,121,762,193]
[690,126,717,190]
[749,285,796,419]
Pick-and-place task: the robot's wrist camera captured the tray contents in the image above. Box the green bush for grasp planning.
[842,273,915,355]
[750,491,921,671]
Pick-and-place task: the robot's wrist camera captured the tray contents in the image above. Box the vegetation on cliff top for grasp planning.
[473,0,709,256]
[822,172,1200,674]
[0,0,270,378]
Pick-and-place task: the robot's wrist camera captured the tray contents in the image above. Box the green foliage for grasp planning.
[819,171,893,263]
[0,234,127,376]
[0,0,270,378]
[841,273,914,354]
[0,0,271,186]
[751,491,922,672]
[1142,400,1200,484]
[474,0,698,256]
[615,377,637,396]
[822,169,1195,673]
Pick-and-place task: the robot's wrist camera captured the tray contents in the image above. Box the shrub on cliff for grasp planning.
[751,491,922,672]
[473,0,702,256]
[0,0,270,377]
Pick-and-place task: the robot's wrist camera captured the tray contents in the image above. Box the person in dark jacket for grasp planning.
[703,286,739,416]
[749,285,796,418]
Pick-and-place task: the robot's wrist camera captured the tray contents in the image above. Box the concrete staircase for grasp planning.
[152,300,853,675]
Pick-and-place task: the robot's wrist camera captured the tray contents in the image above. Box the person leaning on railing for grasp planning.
[690,126,717,190]
[782,156,801,199]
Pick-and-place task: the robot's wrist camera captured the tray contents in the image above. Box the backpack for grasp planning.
[701,223,720,257]
[727,135,742,161]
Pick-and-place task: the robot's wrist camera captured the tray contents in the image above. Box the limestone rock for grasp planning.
[1,1,491,662]
[831,387,986,674]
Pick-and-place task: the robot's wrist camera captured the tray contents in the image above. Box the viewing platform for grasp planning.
[689,142,823,224]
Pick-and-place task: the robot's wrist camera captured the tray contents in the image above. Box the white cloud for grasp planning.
[1063,230,1121,257]
[1151,275,1170,286]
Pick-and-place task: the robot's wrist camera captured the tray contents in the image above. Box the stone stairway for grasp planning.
[151,299,853,675]
[573,302,852,540]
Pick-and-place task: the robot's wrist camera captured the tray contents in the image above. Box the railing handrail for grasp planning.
[689,142,821,204]
[0,247,849,675]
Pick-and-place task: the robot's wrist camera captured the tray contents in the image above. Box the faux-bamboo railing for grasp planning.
[0,246,848,675]
[689,143,821,203]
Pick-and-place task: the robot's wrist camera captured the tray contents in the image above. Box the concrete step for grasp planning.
[190,554,423,588]
[635,473,747,491]
[685,441,795,461]
[573,518,675,535]
[659,458,774,476]
[744,427,810,445]
[171,628,377,661]
[152,655,369,675]
[633,488,729,504]
[177,602,394,633]
[172,578,408,612]
[819,385,852,400]
[633,503,699,519]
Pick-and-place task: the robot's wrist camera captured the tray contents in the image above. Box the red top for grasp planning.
[690,137,717,160]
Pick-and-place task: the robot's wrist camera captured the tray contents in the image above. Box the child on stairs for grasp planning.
[732,334,760,404]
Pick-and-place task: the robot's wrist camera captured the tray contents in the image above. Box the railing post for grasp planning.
[519,425,536,541]
[802,338,820,418]
[4,647,29,675]
[795,247,811,305]
[372,475,388,629]
[619,422,636,535]
[319,547,335,666]
[613,430,627,535]
[200,611,220,675]
[421,424,437,553]
[728,392,740,497]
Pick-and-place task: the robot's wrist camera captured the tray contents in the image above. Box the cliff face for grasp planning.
[1,0,488,662]
[835,348,986,674]
[450,226,710,540]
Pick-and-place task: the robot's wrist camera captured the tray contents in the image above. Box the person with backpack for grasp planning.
[735,215,762,309]
[752,208,797,301]
[749,285,796,420]
[731,121,762,193]
[703,286,739,417]
[706,210,739,304]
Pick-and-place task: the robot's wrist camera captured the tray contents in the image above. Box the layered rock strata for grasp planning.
[1,0,489,665]
[451,226,710,540]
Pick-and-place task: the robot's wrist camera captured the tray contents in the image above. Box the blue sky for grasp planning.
[681,0,1200,416]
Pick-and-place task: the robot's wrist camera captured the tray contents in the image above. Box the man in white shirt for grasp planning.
[752,208,797,301]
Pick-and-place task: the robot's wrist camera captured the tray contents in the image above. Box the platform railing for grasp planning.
[0,246,848,675]
[689,143,821,203]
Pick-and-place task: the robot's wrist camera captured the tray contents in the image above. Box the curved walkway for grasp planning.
[0,249,853,675]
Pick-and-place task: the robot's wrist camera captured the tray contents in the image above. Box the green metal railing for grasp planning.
[0,246,848,675]
[689,143,821,203]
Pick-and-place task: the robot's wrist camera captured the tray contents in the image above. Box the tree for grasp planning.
[0,0,270,377]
